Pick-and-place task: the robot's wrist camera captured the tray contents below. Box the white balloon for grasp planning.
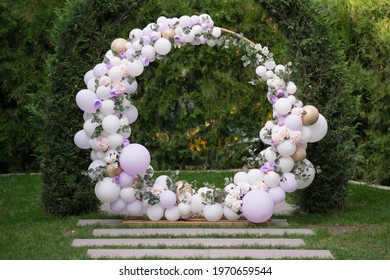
[255,65,267,77]
[96,86,111,100]
[223,206,240,221]
[211,27,221,37]
[274,64,285,74]
[131,40,142,51]
[84,70,95,85]
[147,203,164,221]
[107,133,123,149]
[102,115,120,134]
[100,99,115,116]
[154,38,172,55]
[120,187,136,203]
[203,203,223,222]
[264,147,277,162]
[233,171,249,184]
[190,194,204,213]
[177,202,191,216]
[247,169,265,185]
[74,130,91,149]
[286,81,297,94]
[95,177,120,203]
[127,60,144,77]
[265,60,276,70]
[123,105,138,124]
[308,114,328,143]
[165,206,181,221]
[141,45,156,60]
[154,175,172,189]
[83,112,93,121]
[259,127,272,145]
[301,126,312,143]
[93,63,108,77]
[264,171,280,188]
[274,98,291,115]
[279,157,295,173]
[296,159,316,189]
[87,160,106,180]
[83,119,98,137]
[277,140,296,157]
[108,66,123,82]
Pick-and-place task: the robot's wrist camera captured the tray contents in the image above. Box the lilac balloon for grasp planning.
[284,114,303,131]
[110,197,128,213]
[159,190,176,209]
[93,63,109,77]
[280,172,298,193]
[119,172,134,188]
[242,190,274,223]
[124,79,138,93]
[76,89,99,113]
[119,143,151,175]
[84,70,95,85]
[268,187,286,204]
[74,130,90,149]
[127,199,143,215]
[123,105,139,124]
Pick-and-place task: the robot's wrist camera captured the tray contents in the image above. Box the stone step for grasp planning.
[87,248,333,259]
[72,238,305,247]
[77,218,289,226]
[93,228,313,237]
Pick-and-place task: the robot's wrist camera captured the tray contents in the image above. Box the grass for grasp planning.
[0,173,389,259]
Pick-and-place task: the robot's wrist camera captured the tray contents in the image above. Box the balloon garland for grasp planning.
[74,14,328,223]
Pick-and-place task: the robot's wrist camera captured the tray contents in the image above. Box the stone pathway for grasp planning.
[73,219,333,259]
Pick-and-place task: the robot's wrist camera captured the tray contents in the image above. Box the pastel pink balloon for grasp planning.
[119,143,150,175]
[242,190,274,223]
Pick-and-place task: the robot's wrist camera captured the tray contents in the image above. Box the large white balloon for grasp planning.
[296,159,316,189]
[264,171,280,188]
[154,38,172,55]
[95,177,120,203]
[274,98,291,115]
[74,130,91,149]
[203,203,223,222]
[308,114,328,143]
[233,171,249,184]
[102,115,120,134]
[277,140,296,157]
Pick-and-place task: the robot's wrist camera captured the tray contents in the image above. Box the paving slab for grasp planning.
[77,219,123,226]
[93,228,313,237]
[72,238,305,247]
[87,248,333,259]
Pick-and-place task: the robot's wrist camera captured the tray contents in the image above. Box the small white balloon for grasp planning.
[277,140,297,157]
[96,86,111,100]
[107,133,123,149]
[255,65,267,77]
[274,64,285,74]
[264,171,280,188]
[286,82,297,94]
[264,147,277,162]
[154,38,172,55]
[223,206,240,221]
[165,206,181,221]
[233,171,249,184]
[83,119,98,137]
[247,169,265,185]
[74,130,91,149]
[127,60,144,77]
[279,157,295,173]
[259,127,272,145]
[177,202,191,216]
[100,99,115,116]
[141,45,156,60]
[102,115,120,134]
[108,66,123,82]
[95,177,120,203]
[274,98,291,115]
[265,60,276,70]
[120,187,137,203]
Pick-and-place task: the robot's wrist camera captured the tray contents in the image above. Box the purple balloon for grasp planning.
[127,199,143,215]
[284,114,303,131]
[280,172,298,193]
[110,197,128,213]
[242,190,274,223]
[119,143,150,175]
[119,172,134,188]
[159,190,176,209]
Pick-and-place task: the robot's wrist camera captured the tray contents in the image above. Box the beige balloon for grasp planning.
[291,146,307,162]
[302,105,319,126]
[162,28,175,40]
[110,38,127,53]
[106,164,123,177]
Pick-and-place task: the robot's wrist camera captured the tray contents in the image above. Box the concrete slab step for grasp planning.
[77,218,289,226]
[87,248,333,259]
[72,238,305,247]
[93,228,313,237]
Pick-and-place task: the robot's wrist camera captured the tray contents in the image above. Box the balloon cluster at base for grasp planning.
[74,14,328,223]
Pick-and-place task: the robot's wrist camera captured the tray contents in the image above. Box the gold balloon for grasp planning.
[162,28,175,40]
[110,38,127,53]
[106,164,122,177]
[292,146,307,162]
[302,105,319,126]
[175,181,192,203]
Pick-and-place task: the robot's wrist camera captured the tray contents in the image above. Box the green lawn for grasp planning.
[0,173,389,259]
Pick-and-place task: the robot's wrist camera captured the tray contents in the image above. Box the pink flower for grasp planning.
[291,107,304,117]
[112,81,126,94]
[120,64,129,77]
[96,138,109,152]
[289,130,302,144]
[98,76,112,86]
[252,181,269,192]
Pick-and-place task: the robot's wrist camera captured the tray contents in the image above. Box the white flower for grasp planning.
[120,116,129,127]
[262,47,269,56]
[231,200,243,213]
[224,183,236,193]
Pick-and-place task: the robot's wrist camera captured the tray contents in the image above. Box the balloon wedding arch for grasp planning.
[74,14,328,223]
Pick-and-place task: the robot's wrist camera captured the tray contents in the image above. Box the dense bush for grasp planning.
[261,0,360,212]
